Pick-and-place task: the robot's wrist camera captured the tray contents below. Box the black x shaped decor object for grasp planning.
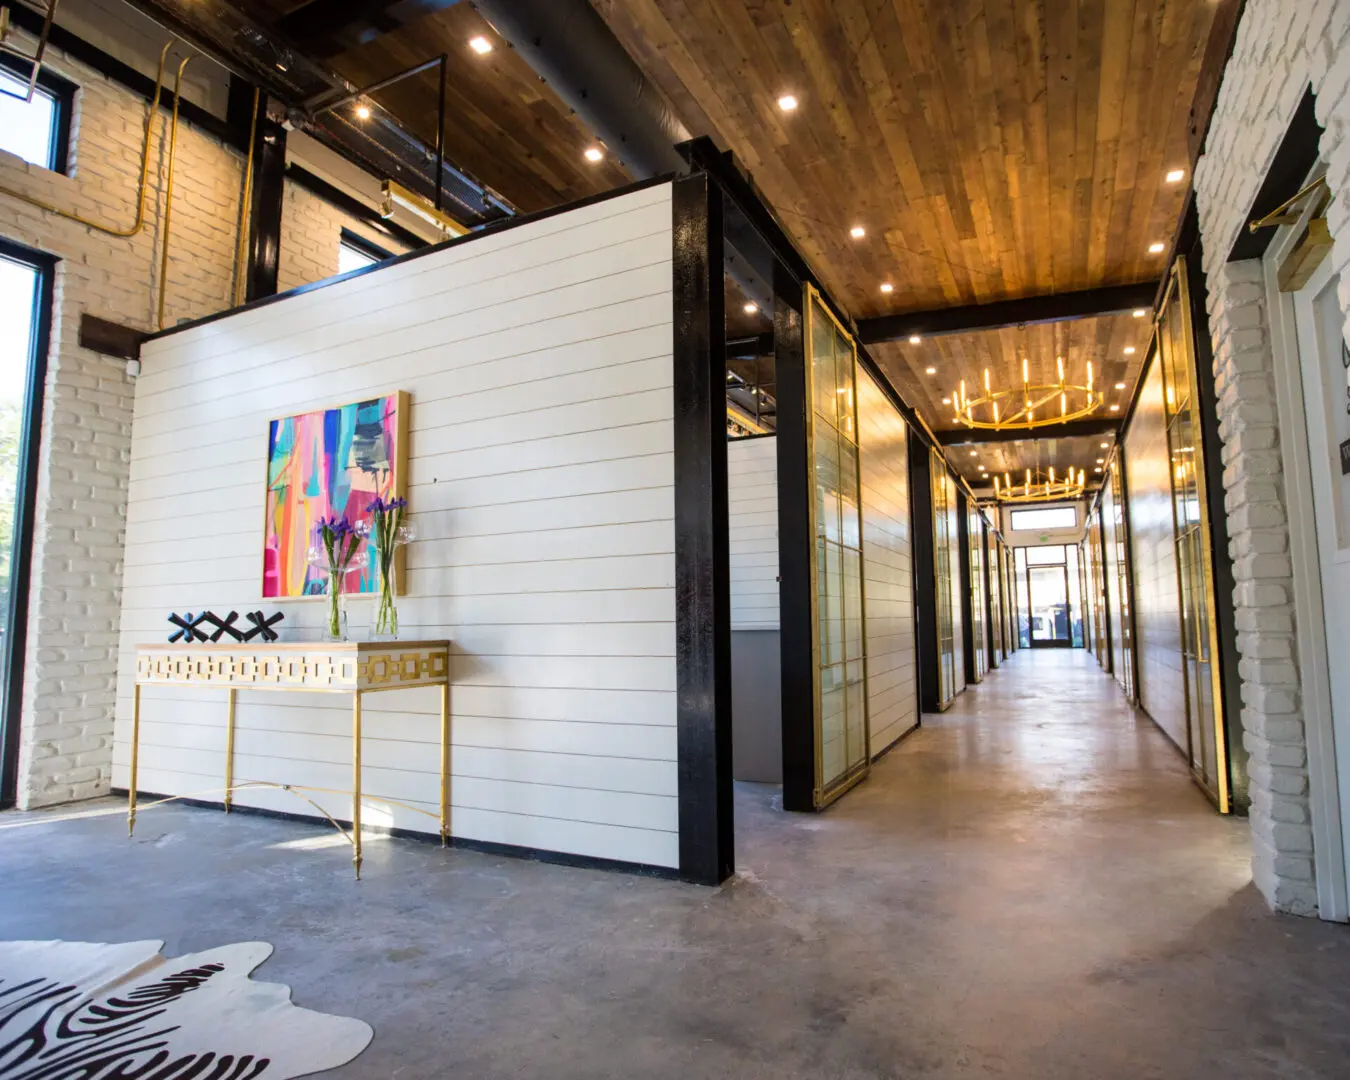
[243,610,285,643]
[202,610,243,643]
[167,612,209,643]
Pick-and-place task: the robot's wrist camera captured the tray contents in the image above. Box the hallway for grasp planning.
[3,649,1350,1078]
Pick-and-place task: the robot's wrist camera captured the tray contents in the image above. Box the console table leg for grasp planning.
[439,681,450,847]
[352,690,363,880]
[224,687,237,813]
[128,683,141,837]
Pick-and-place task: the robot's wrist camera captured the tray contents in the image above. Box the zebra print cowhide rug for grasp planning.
[0,939,373,1079]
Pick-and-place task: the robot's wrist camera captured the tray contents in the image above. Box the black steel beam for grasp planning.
[936,418,1120,445]
[277,0,464,58]
[246,114,287,302]
[856,283,1161,344]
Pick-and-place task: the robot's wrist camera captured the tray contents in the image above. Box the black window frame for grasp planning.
[0,237,56,809]
[338,228,393,271]
[0,53,76,175]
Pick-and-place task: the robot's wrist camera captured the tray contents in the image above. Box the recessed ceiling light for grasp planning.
[850,225,866,239]
[1165,168,1185,183]
[1096,458,1105,464]
[1123,346,1136,355]
[941,397,952,404]
[584,146,604,163]
[926,366,937,375]
[1109,404,1120,412]
[354,103,371,120]
[777,94,798,112]
[1133,308,1147,318]
[908,334,921,344]
[1100,442,1110,449]
[1148,242,1165,254]
[1114,381,1126,389]
[1095,466,1103,473]
[880,282,894,294]
[469,35,493,54]
[969,451,978,458]
[743,302,758,315]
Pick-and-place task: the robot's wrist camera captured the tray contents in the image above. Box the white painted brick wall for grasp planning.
[1193,0,1350,916]
[276,180,411,293]
[0,30,405,808]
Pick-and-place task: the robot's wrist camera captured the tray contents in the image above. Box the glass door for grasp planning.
[1023,545,1073,647]
[806,285,868,805]
[0,243,49,808]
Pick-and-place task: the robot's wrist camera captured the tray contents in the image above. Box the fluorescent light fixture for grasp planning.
[777,94,798,112]
[1148,241,1165,254]
[850,225,865,239]
[469,35,493,54]
[1165,168,1185,183]
[584,146,604,163]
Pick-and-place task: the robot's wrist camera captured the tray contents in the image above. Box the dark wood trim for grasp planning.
[909,428,940,714]
[6,2,232,144]
[773,263,816,813]
[856,283,1160,345]
[146,173,675,342]
[114,791,683,880]
[0,237,55,810]
[78,314,147,361]
[937,417,1119,445]
[1228,87,1322,263]
[671,174,732,885]
[1188,0,1246,168]
[289,164,428,252]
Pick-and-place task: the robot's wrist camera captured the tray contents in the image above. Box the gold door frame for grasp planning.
[1155,257,1231,813]
[802,283,871,807]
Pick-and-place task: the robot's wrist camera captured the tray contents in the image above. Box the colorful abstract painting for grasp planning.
[263,392,407,597]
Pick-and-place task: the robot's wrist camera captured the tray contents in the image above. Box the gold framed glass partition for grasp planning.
[805,284,870,805]
[968,504,986,679]
[1157,257,1231,813]
[931,448,958,705]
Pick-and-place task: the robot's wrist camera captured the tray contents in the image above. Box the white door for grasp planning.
[1291,253,1350,914]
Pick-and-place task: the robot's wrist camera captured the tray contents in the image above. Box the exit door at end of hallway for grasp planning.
[1015,545,1084,649]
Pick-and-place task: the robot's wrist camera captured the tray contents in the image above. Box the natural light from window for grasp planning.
[338,241,379,274]
[1009,505,1077,532]
[0,71,57,169]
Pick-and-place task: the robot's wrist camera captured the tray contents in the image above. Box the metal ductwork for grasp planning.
[473,0,690,179]
[473,0,774,313]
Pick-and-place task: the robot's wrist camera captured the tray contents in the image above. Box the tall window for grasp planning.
[0,59,73,173]
[338,230,390,275]
[0,240,53,808]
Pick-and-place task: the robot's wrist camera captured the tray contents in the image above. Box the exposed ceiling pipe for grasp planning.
[474,0,773,313]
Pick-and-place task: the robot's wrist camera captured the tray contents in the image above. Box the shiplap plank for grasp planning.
[728,437,779,631]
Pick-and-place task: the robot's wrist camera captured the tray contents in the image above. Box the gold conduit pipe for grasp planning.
[231,87,260,307]
[155,54,192,330]
[0,41,173,237]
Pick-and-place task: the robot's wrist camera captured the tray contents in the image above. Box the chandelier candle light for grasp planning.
[359,497,414,639]
[308,517,363,641]
[993,466,1088,503]
[953,356,1100,430]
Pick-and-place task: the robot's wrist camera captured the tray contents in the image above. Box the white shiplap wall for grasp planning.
[857,370,916,756]
[728,437,778,630]
[113,183,680,869]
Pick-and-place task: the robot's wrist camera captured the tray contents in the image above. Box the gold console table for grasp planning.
[131,640,451,878]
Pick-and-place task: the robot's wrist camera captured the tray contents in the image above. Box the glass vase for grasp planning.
[372,559,399,640]
[325,575,349,642]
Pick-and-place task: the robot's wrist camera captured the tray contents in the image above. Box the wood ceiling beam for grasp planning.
[936,418,1120,446]
[277,0,465,58]
[855,283,1161,345]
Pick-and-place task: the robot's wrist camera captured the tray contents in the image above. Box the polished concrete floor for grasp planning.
[4,648,1350,1078]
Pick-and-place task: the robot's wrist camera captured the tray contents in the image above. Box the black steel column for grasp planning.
[774,261,815,813]
[671,174,732,885]
[244,95,286,303]
[909,430,939,714]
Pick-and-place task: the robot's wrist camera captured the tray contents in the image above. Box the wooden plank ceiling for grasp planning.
[956,434,1116,493]
[595,0,1216,440]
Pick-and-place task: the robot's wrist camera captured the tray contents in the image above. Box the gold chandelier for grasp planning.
[994,466,1087,503]
[954,357,1100,430]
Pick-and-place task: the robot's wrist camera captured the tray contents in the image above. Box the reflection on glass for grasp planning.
[1028,562,1070,643]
